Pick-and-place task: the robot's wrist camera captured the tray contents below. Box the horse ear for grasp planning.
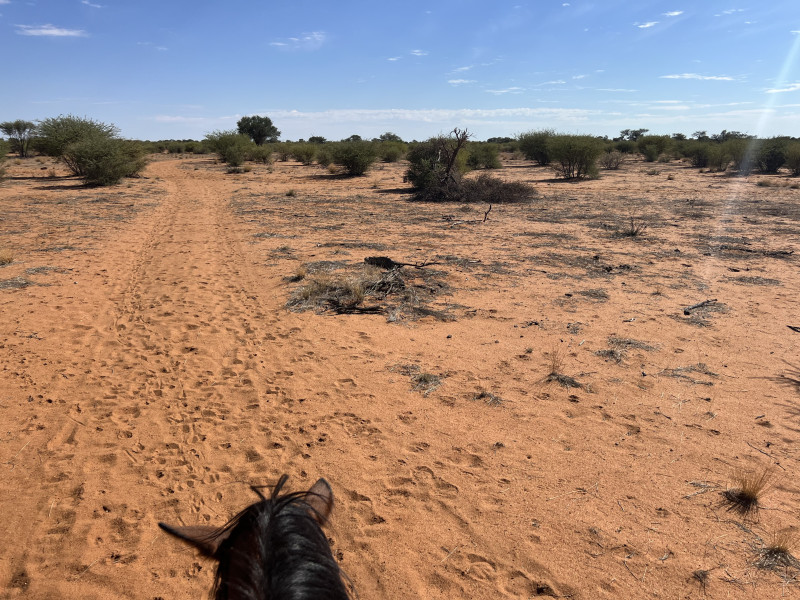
[305,478,334,523]
[158,522,232,557]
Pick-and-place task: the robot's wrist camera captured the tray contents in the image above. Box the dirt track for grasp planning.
[1,155,799,598]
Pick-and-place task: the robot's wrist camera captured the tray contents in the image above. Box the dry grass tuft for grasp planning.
[545,346,583,388]
[616,215,648,238]
[0,249,13,266]
[755,529,800,570]
[722,467,773,517]
[411,372,443,396]
[474,389,503,406]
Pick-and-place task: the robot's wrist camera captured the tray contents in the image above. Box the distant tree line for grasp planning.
[3,113,800,184]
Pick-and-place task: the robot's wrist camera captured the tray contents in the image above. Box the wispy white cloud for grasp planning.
[410,49,428,56]
[597,88,638,92]
[16,24,87,37]
[453,65,473,72]
[138,41,168,51]
[267,107,603,123]
[270,31,326,51]
[715,8,745,16]
[81,0,102,8]
[572,74,587,80]
[0,1,11,4]
[661,73,734,81]
[765,82,800,93]
[792,30,800,35]
[485,87,524,95]
[536,80,566,86]
[663,11,683,17]
[448,79,476,85]
[637,21,658,28]
[387,56,401,61]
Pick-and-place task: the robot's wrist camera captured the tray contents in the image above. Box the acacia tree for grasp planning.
[0,120,37,157]
[236,115,280,146]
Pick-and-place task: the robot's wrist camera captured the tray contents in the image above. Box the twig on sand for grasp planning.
[746,441,786,470]
[684,299,717,315]
[3,439,30,466]
[441,545,461,563]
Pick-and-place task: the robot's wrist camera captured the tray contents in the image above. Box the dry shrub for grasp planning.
[599,150,624,170]
[0,249,13,265]
[411,372,443,396]
[461,174,536,203]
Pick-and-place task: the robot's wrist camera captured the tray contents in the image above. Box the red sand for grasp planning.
[0,154,798,598]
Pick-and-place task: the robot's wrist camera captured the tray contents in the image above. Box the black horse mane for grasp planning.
[160,475,351,600]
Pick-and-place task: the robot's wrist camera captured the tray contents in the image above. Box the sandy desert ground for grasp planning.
[0,152,799,599]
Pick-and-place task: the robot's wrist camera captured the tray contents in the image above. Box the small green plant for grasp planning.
[722,467,773,517]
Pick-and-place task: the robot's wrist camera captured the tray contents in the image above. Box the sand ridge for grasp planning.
[0,154,798,598]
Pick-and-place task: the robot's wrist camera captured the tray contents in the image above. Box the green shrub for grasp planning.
[331,141,377,176]
[248,145,274,164]
[36,115,118,157]
[378,141,406,162]
[549,135,603,179]
[315,147,333,167]
[291,143,316,165]
[784,142,800,176]
[275,142,292,161]
[0,120,37,157]
[756,138,787,174]
[637,135,671,162]
[686,142,711,168]
[406,129,471,201]
[707,144,731,172]
[0,139,9,180]
[203,130,253,167]
[640,144,659,162]
[614,140,637,154]
[62,136,147,185]
[466,142,501,169]
[518,129,553,165]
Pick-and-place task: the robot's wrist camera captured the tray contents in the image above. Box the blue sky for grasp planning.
[2,1,799,141]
